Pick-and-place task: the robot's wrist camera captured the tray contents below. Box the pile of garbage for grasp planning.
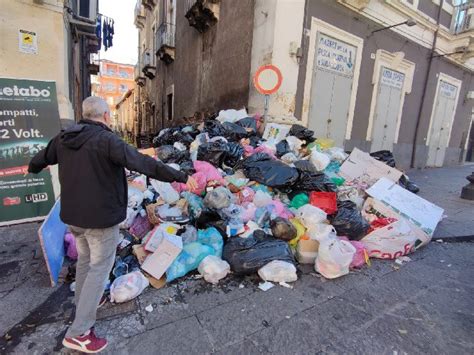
[64,109,442,303]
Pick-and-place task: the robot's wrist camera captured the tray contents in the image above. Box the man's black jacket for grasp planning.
[28,119,187,228]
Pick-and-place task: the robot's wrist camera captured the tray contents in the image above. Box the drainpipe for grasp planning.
[411,0,443,168]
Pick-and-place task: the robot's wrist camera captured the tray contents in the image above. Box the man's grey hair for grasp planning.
[82,96,110,120]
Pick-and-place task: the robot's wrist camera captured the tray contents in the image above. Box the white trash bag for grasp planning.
[110,271,149,303]
[326,147,348,162]
[286,136,304,153]
[258,260,298,283]
[119,207,139,229]
[198,255,230,284]
[306,223,334,241]
[310,149,331,171]
[216,108,248,123]
[253,190,273,208]
[315,232,356,279]
[150,179,180,204]
[361,219,429,259]
[294,204,327,230]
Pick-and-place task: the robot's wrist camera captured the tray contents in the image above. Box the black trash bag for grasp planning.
[222,122,249,141]
[292,171,337,192]
[166,150,191,164]
[370,150,396,168]
[270,217,297,241]
[155,145,177,162]
[235,117,258,135]
[289,124,315,142]
[224,142,245,167]
[153,127,194,147]
[222,230,295,275]
[234,152,269,169]
[241,153,300,188]
[203,120,226,138]
[276,140,290,158]
[181,125,201,139]
[398,175,420,194]
[195,210,227,239]
[329,200,370,240]
[248,135,261,147]
[116,230,140,259]
[197,141,228,167]
[179,160,196,176]
[293,159,318,173]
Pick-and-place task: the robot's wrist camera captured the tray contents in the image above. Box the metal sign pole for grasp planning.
[263,94,269,121]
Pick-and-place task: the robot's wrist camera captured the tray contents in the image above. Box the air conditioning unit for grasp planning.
[74,0,98,23]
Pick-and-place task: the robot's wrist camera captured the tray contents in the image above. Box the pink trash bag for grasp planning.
[339,237,368,268]
[270,199,294,219]
[194,161,225,184]
[172,172,207,195]
[64,232,78,260]
[238,187,255,204]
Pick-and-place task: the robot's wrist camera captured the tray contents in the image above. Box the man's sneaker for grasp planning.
[62,329,108,353]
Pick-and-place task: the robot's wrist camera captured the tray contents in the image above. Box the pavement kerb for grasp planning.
[433,235,474,243]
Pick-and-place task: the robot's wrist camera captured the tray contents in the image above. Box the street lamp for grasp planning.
[371,19,417,34]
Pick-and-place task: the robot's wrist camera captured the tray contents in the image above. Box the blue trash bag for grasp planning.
[166,227,223,282]
[182,191,204,219]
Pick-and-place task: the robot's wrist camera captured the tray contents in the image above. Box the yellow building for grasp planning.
[0,0,100,124]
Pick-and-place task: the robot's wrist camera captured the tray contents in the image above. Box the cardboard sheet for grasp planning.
[339,148,402,186]
[366,177,444,236]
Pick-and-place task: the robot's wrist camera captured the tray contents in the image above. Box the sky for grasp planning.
[99,0,138,65]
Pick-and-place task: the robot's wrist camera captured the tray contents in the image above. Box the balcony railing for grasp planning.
[134,63,146,86]
[156,22,176,50]
[141,50,154,68]
[452,2,474,34]
[141,50,156,79]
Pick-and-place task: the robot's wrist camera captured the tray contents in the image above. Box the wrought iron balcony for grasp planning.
[141,50,156,79]
[156,22,176,64]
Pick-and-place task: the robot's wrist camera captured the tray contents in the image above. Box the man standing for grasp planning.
[28,96,196,353]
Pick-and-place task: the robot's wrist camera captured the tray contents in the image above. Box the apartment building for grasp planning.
[92,60,136,115]
[0,0,102,124]
[133,0,474,168]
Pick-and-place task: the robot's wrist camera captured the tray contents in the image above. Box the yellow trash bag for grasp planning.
[289,218,306,248]
[315,138,335,150]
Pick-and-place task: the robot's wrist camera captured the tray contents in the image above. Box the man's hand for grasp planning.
[186,176,198,191]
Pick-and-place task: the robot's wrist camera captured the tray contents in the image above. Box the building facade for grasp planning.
[134,0,474,168]
[91,60,136,115]
[115,89,138,143]
[0,0,102,125]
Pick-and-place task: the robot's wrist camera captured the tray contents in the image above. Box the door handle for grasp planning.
[327,119,332,123]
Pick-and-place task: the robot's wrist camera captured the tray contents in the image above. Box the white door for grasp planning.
[308,33,357,146]
[371,67,405,152]
[427,80,458,167]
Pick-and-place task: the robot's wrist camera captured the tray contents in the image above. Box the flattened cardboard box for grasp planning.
[366,177,444,237]
[339,148,402,186]
[142,233,183,280]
